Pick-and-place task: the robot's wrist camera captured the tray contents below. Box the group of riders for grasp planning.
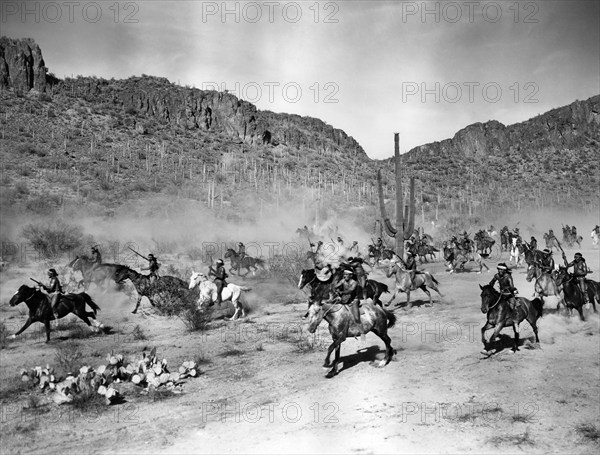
[33,222,593,326]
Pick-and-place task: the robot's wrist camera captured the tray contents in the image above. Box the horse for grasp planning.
[385,261,442,308]
[306,299,397,378]
[592,226,600,247]
[367,245,398,265]
[526,263,565,310]
[500,229,512,252]
[121,267,190,314]
[554,267,596,320]
[479,284,543,355]
[8,285,103,342]
[298,268,389,309]
[562,227,583,249]
[406,241,439,263]
[543,233,560,252]
[188,271,251,321]
[224,249,267,276]
[67,256,130,292]
[509,238,526,268]
[443,242,489,274]
[474,230,495,255]
[523,246,545,267]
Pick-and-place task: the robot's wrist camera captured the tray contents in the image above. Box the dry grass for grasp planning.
[54,341,84,373]
[487,429,535,448]
[575,423,600,443]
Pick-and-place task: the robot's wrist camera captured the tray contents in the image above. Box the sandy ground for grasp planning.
[1,245,599,454]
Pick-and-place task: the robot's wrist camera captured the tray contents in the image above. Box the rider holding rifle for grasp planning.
[488,263,519,320]
[562,252,591,306]
[208,259,228,306]
[332,269,367,340]
[34,268,63,319]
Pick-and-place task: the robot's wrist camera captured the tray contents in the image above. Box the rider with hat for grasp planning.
[238,242,246,261]
[40,268,63,320]
[332,269,367,339]
[208,259,228,306]
[540,249,555,273]
[346,256,368,299]
[488,263,519,319]
[375,237,385,254]
[529,236,538,250]
[562,252,591,306]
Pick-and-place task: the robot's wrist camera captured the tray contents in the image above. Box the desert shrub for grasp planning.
[14,181,29,195]
[180,306,210,332]
[25,194,62,215]
[21,219,84,259]
[54,342,83,373]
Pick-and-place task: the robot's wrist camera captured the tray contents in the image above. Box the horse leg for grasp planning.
[323,336,343,368]
[512,323,520,352]
[13,318,34,338]
[529,317,540,344]
[576,305,585,321]
[420,285,432,307]
[372,329,394,367]
[405,289,412,309]
[481,322,492,351]
[386,287,399,307]
[327,343,343,378]
[43,320,52,343]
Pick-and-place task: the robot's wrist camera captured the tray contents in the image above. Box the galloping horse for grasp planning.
[298,268,389,308]
[543,233,560,252]
[67,256,129,292]
[367,245,399,265]
[523,246,545,267]
[562,227,583,249]
[443,241,489,273]
[554,267,596,320]
[9,285,103,342]
[474,230,495,255]
[479,284,543,355]
[306,299,397,378]
[526,263,565,310]
[591,225,600,247]
[406,240,439,263]
[386,261,442,308]
[224,249,267,276]
[509,238,526,268]
[189,271,251,321]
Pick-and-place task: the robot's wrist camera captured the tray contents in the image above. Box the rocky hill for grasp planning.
[0,37,598,231]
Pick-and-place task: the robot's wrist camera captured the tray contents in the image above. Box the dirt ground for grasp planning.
[1,244,599,454]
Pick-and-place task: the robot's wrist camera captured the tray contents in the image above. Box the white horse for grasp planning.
[592,226,599,247]
[188,271,251,321]
[509,237,525,267]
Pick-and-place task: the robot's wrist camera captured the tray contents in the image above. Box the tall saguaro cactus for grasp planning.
[377,133,415,257]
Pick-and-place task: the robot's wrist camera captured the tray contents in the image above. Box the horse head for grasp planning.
[9,285,36,307]
[526,264,536,282]
[224,249,235,258]
[189,271,209,290]
[479,284,498,314]
[298,269,316,289]
[306,301,326,333]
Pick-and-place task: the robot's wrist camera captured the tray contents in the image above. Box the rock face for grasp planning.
[0,37,47,92]
[403,96,600,162]
[51,75,369,160]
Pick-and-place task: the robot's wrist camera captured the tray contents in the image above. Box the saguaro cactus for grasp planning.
[377,133,415,256]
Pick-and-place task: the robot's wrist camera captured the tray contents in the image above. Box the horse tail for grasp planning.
[429,273,439,285]
[381,284,389,294]
[82,293,101,315]
[532,297,544,318]
[384,309,397,328]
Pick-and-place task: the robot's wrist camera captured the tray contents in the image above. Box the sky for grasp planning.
[2,0,599,159]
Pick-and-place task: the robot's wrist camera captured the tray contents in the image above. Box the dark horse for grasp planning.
[298,268,389,308]
[554,267,597,320]
[121,267,191,314]
[474,230,495,255]
[406,241,439,263]
[68,256,130,292]
[9,285,102,342]
[479,284,543,355]
[367,245,398,265]
[306,299,397,378]
[224,249,267,276]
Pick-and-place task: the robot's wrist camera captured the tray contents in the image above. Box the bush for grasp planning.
[22,220,84,259]
[54,342,83,373]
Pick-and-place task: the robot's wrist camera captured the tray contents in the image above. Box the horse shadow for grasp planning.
[336,345,397,374]
[393,298,430,309]
[485,333,538,356]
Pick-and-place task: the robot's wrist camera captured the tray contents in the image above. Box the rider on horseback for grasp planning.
[40,268,63,320]
[332,269,367,339]
[142,254,160,283]
[208,259,228,306]
[562,252,591,306]
[91,245,102,268]
[403,250,418,283]
[540,249,555,273]
[238,242,246,261]
[375,237,385,254]
[530,236,537,250]
[346,257,368,299]
[488,263,519,319]
[460,231,473,253]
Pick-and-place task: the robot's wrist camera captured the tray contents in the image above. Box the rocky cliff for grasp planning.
[0,37,47,92]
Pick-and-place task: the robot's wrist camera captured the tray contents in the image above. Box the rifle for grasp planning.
[30,278,43,287]
[128,247,149,261]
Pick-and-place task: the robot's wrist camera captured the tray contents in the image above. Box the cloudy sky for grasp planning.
[2,0,598,159]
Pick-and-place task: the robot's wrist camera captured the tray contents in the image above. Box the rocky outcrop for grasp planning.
[0,37,47,92]
[402,95,600,162]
